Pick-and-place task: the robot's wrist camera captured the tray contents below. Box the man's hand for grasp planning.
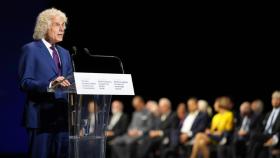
[51,76,71,87]
[238,129,247,137]
[180,133,189,144]
[105,131,115,137]
[264,138,274,147]
[149,130,161,138]
[128,129,141,137]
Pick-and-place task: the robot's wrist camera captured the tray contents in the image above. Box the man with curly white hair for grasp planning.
[18,8,72,158]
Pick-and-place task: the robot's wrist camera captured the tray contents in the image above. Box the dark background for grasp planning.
[0,0,278,155]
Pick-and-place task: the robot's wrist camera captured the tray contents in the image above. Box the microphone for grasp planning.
[71,46,77,72]
[83,48,125,74]
[72,46,78,56]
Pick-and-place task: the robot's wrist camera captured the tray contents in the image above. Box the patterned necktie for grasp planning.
[50,45,61,76]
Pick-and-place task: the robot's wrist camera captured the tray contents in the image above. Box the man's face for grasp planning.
[112,101,122,114]
[240,102,251,116]
[88,102,96,113]
[187,100,197,112]
[46,16,65,44]
[132,98,143,111]
[177,104,186,119]
[159,102,169,115]
[272,97,280,108]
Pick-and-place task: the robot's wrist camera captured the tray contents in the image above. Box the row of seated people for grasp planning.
[104,90,280,158]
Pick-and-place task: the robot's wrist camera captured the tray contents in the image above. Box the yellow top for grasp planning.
[210,110,233,133]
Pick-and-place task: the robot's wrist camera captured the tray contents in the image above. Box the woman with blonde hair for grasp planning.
[189,96,234,158]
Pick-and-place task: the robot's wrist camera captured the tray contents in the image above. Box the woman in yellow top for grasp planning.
[190,96,234,158]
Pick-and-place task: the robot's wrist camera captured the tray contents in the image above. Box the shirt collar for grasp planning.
[112,112,123,116]
[273,107,280,112]
[163,111,171,117]
[42,38,52,49]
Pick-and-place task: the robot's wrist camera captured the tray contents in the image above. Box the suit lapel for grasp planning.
[272,111,280,133]
[192,112,200,128]
[37,40,58,75]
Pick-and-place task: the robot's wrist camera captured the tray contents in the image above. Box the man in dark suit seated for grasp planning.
[160,98,209,158]
[106,100,129,141]
[247,90,280,158]
[251,99,265,130]
[106,100,129,157]
[137,98,177,158]
[179,98,209,157]
[233,101,256,158]
[180,98,209,144]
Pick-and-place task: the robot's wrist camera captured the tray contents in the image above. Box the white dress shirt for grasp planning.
[108,112,123,130]
[89,113,96,134]
[42,38,61,62]
[42,39,62,87]
[240,116,251,132]
[181,110,199,137]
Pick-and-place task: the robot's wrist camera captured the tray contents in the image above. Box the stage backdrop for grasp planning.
[0,1,47,153]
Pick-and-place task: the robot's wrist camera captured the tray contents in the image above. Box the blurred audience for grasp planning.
[105,90,280,158]
[106,100,129,141]
[190,96,234,158]
[110,96,152,158]
[146,100,160,129]
[106,100,129,158]
[176,102,187,128]
[247,91,280,158]
[137,98,177,158]
[198,99,213,117]
[180,98,209,146]
[233,101,254,158]
[159,102,187,158]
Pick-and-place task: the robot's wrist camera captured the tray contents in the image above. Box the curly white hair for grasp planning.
[33,8,67,40]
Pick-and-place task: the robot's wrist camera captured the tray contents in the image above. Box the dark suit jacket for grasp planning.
[168,112,208,147]
[156,112,177,138]
[235,112,263,132]
[18,40,73,129]
[261,109,280,137]
[109,113,129,138]
[188,112,209,139]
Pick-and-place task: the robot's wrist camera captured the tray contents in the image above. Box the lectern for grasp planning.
[49,71,134,158]
[67,85,112,158]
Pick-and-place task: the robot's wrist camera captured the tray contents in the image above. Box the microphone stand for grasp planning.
[83,48,125,74]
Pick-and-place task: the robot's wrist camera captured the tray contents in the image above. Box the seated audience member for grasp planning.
[137,98,177,158]
[198,99,213,127]
[247,91,280,158]
[250,99,265,130]
[176,102,187,129]
[198,99,213,117]
[80,100,98,136]
[233,101,254,158]
[146,100,160,129]
[190,96,234,158]
[180,98,209,145]
[110,96,152,158]
[251,99,264,115]
[106,100,129,141]
[146,100,159,116]
[159,102,187,158]
[106,100,129,157]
